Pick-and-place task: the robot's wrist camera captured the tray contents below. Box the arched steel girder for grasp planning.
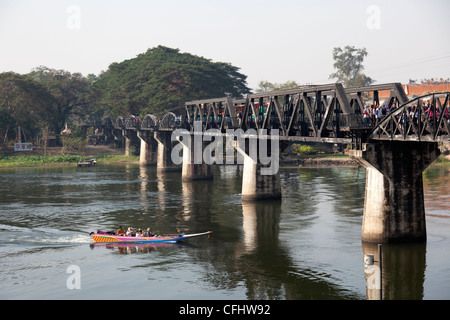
[141,114,158,130]
[115,116,124,128]
[370,92,450,142]
[159,112,182,131]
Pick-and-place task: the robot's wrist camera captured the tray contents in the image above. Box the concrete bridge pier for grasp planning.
[178,134,213,182]
[111,129,123,148]
[350,141,440,243]
[234,138,284,201]
[122,130,140,156]
[137,131,158,166]
[154,131,181,172]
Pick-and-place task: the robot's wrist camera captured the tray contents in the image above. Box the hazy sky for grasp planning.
[1,0,449,90]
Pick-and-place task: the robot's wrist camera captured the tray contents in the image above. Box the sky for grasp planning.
[0,0,449,91]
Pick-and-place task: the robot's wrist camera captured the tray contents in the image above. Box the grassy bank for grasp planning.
[92,154,139,165]
[0,149,447,169]
[0,154,139,168]
[432,154,450,167]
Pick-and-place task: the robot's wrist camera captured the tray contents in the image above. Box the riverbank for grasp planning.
[281,155,360,167]
[1,145,448,169]
[0,144,139,168]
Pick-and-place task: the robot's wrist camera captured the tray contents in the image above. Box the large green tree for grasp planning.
[329,46,374,87]
[28,66,94,133]
[0,72,56,145]
[96,46,251,117]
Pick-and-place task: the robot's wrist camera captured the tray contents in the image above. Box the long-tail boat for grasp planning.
[90,230,212,244]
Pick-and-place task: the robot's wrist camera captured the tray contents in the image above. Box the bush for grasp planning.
[62,136,86,154]
[292,144,315,155]
[0,155,84,167]
[298,145,315,154]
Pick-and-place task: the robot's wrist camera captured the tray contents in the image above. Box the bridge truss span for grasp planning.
[182,83,413,145]
[241,83,351,143]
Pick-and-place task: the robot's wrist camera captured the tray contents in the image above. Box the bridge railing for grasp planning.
[124,117,141,130]
[339,113,366,129]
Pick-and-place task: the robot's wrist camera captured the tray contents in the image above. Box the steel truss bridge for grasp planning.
[107,83,450,148]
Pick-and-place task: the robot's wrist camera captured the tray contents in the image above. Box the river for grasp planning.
[0,164,449,300]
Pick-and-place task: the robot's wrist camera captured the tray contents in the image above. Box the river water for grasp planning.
[0,164,448,300]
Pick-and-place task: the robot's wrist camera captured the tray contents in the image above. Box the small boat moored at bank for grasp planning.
[77,158,97,167]
[90,230,212,244]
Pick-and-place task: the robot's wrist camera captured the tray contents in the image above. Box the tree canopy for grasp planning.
[28,66,95,133]
[95,45,251,117]
[329,46,374,87]
[0,72,56,144]
[255,80,300,93]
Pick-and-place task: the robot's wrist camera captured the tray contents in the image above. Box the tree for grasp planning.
[329,46,374,87]
[28,66,94,133]
[95,45,251,117]
[255,80,300,93]
[0,72,56,145]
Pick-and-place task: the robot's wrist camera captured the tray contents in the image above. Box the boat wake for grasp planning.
[39,233,92,245]
[0,224,91,247]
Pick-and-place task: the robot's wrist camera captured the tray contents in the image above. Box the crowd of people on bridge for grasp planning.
[122,116,141,128]
[363,103,389,127]
[363,99,450,129]
[122,114,185,128]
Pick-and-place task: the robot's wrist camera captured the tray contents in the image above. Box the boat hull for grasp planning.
[90,231,212,244]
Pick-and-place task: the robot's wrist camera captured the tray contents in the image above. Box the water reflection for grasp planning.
[199,193,363,299]
[181,180,194,221]
[423,167,450,216]
[139,166,151,213]
[90,242,188,254]
[241,200,281,253]
[362,241,426,300]
[362,243,382,300]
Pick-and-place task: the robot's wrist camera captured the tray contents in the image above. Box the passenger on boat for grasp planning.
[126,227,134,236]
[117,226,126,236]
[146,228,154,237]
[136,228,143,237]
